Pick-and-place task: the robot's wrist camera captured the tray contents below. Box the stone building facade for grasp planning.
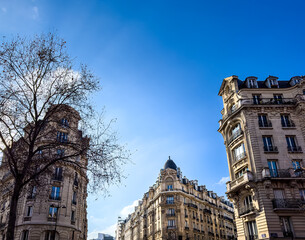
[0,105,88,240]
[218,75,305,239]
[117,158,236,240]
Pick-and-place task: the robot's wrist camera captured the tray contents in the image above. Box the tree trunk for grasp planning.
[6,181,21,240]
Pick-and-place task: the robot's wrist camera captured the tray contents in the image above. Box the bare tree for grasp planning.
[0,33,130,239]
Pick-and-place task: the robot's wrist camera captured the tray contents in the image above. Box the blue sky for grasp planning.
[1,0,305,238]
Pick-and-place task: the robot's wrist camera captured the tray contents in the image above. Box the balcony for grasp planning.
[264,146,278,153]
[272,199,305,210]
[262,168,305,179]
[204,209,211,214]
[167,226,176,229]
[49,195,61,201]
[259,120,272,128]
[23,216,31,221]
[166,213,175,217]
[239,204,255,216]
[233,151,247,163]
[287,146,302,153]
[228,129,243,144]
[226,171,253,192]
[188,203,198,209]
[185,226,189,230]
[247,235,258,240]
[282,121,295,128]
[253,98,296,105]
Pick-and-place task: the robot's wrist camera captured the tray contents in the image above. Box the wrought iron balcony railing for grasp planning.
[264,146,278,153]
[239,203,255,216]
[272,198,305,209]
[228,129,243,144]
[282,121,295,128]
[233,151,247,162]
[268,169,291,178]
[259,120,272,128]
[287,146,302,153]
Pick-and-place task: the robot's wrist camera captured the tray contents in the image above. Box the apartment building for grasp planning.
[218,75,305,239]
[0,105,88,240]
[117,158,236,240]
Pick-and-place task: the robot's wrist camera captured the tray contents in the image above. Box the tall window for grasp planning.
[72,191,77,205]
[26,206,33,217]
[244,195,253,209]
[54,167,62,181]
[233,143,246,162]
[48,206,58,218]
[21,230,29,240]
[280,217,293,237]
[286,136,300,152]
[185,220,188,227]
[281,114,294,127]
[166,196,174,204]
[185,209,188,216]
[167,208,175,216]
[263,136,276,152]
[50,186,61,200]
[71,210,75,222]
[230,124,242,140]
[74,172,79,186]
[253,94,261,104]
[167,185,173,191]
[61,118,69,127]
[57,131,68,143]
[258,114,271,127]
[246,221,258,239]
[299,189,305,201]
[268,160,278,177]
[274,94,283,104]
[168,219,175,227]
[273,189,285,199]
[45,231,56,240]
[29,186,36,199]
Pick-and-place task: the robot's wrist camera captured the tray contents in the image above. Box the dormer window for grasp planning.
[246,77,258,88]
[289,76,301,86]
[61,118,69,127]
[266,76,279,88]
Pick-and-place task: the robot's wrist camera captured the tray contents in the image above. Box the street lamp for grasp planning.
[50,204,66,240]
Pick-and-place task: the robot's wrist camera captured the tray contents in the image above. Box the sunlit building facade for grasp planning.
[218,75,305,239]
[117,158,236,240]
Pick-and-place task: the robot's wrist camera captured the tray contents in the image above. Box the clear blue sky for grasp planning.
[1,0,305,238]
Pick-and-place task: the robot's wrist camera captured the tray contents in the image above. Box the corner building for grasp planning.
[218,76,305,239]
[0,105,88,240]
[118,158,236,240]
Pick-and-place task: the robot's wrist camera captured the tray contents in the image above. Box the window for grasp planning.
[299,189,305,201]
[263,136,276,152]
[248,79,258,88]
[292,160,302,170]
[273,94,283,104]
[61,118,69,127]
[21,230,29,240]
[281,114,294,127]
[230,123,242,142]
[166,196,174,204]
[268,160,278,177]
[185,220,188,227]
[246,221,258,239]
[26,206,33,217]
[50,186,61,200]
[233,143,246,162]
[72,191,77,205]
[48,206,58,218]
[270,79,278,87]
[57,131,68,143]
[286,136,301,152]
[280,217,293,237]
[45,231,56,240]
[56,149,65,157]
[74,172,79,186]
[167,208,175,216]
[258,114,271,127]
[71,210,75,222]
[274,189,285,199]
[185,209,188,216]
[167,185,173,191]
[54,167,62,181]
[235,167,248,179]
[244,195,252,208]
[29,186,36,199]
[253,94,261,104]
[168,219,175,227]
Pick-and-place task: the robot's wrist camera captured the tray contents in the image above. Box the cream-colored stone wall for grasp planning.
[219,76,305,240]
